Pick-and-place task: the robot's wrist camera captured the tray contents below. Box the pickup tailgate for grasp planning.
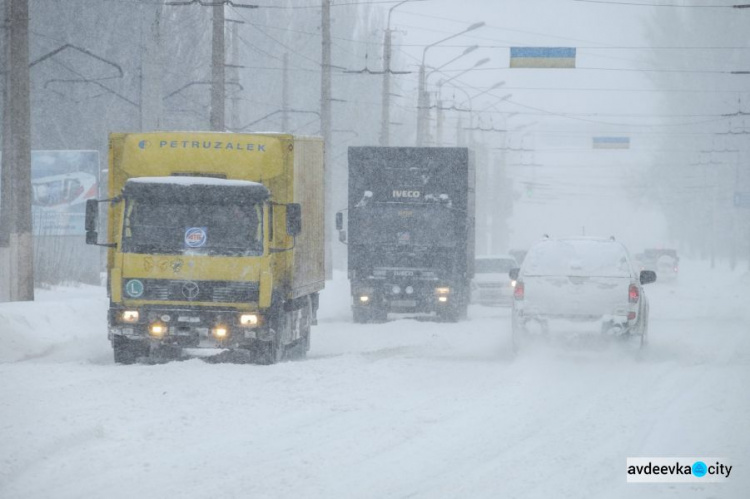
[522,274,631,318]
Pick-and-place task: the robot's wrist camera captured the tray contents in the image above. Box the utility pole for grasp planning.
[0,0,11,301]
[2,0,33,301]
[210,2,225,131]
[321,0,332,279]
[228,18,242,131]
[140,2,163,131]
[380,25,392,146]
[282,52,289,132]
[380,0,412,146]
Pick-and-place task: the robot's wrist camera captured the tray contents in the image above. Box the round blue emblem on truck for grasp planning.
[125,279,144,298]
[185,227,207,248]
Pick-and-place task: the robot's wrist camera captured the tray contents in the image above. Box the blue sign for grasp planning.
[510,47,576,68]
[734,192,750,208]
[185,227,208,248]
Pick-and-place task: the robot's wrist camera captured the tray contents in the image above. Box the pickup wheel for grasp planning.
[511,315,525,353]
[113,336,149,365]
[639,312,649,349]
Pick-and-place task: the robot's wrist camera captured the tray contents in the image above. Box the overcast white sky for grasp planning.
[375,0,748,251]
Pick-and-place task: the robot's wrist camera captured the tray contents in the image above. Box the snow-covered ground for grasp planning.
[1,260,749,498]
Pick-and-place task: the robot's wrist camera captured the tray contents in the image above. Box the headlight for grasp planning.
[510,280,517,288]
[436,287,450,295]
[121,310,139,323]
[212,325,230,339]
[438,296,448,303]
[148,322,167,338]
[239,313,259,327]
[392,285,401,294]
[359,295,370,303]
[405,286,414,295]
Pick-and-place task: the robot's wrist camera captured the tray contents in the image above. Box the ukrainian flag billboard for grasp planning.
[510,47,576,68]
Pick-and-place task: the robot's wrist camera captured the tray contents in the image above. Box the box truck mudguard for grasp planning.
[86,132,325,364]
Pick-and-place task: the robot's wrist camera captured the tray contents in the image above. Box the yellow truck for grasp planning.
[85,132,325,364]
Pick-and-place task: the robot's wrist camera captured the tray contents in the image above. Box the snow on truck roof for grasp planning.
[127,176,265,188]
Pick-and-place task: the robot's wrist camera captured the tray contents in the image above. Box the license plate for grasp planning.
[178,316,201,323]
[391,300,417,308]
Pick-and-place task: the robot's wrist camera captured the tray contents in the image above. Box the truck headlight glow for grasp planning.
[436,287,450,295]
[239,314,259,327]
[359,295,370,303]
[510,280,517,288]
[438,296,448,303]
[392,285,401,294]
[148,322,167,338]
[121,310,139,323]
[212,325,230,339]
[405,286,414,295]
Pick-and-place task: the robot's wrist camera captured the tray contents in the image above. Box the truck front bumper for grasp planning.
[109,306,269,348]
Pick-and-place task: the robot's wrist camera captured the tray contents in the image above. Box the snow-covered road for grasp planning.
[1,260,749,498]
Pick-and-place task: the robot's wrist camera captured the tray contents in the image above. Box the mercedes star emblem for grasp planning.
[181,281,200,300]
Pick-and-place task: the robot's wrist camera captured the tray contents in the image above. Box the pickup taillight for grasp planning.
[514,281,524,300]
[629,284,639,303]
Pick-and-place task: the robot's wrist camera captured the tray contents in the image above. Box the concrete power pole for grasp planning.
[0,0,11,301]
[228,18,241,131]
[210,2,225,131]
[321,0,332,279]
[2,0,33,301]
[140,2,163,131]
[282,53,289,132]
[380,27,392,146]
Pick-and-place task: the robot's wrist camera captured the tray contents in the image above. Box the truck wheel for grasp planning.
[256,306,286,365]
[113,336,149,365]
[437,304,460,323]
[352,306,370,324]
[287,298,312,361]
[257,338,283,365]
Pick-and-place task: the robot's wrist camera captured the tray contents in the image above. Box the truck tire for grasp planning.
[287,297,312,361]
[113,336,149,365]
[256,305,286,365]
[257,337,283,365]
[352,306,370,324]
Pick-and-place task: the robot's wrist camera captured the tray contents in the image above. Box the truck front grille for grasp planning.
[125,279,259,303]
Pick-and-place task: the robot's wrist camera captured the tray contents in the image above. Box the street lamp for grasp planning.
[433,60,492,145]
[426,45,479,80]
[416,21,485,145]
[380,0,416,146]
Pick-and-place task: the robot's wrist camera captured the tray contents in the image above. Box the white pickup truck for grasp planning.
[510,237,656,350]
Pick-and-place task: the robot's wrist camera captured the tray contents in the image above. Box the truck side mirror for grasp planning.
[85,199,98,245]
[335,212,343,231]
[338,230,347,244]
[640,270,656,285]
[509,268,520,281]
[286,203,302,236]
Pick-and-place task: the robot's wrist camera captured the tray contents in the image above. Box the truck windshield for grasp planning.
[121,199,263,256]
[351,203,460,247]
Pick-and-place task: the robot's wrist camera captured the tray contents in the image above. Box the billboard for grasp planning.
[510,47,576,68]
[1,150,101,236]
[593,137,630,149]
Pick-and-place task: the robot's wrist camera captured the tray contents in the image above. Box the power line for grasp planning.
[571,0,750,8]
